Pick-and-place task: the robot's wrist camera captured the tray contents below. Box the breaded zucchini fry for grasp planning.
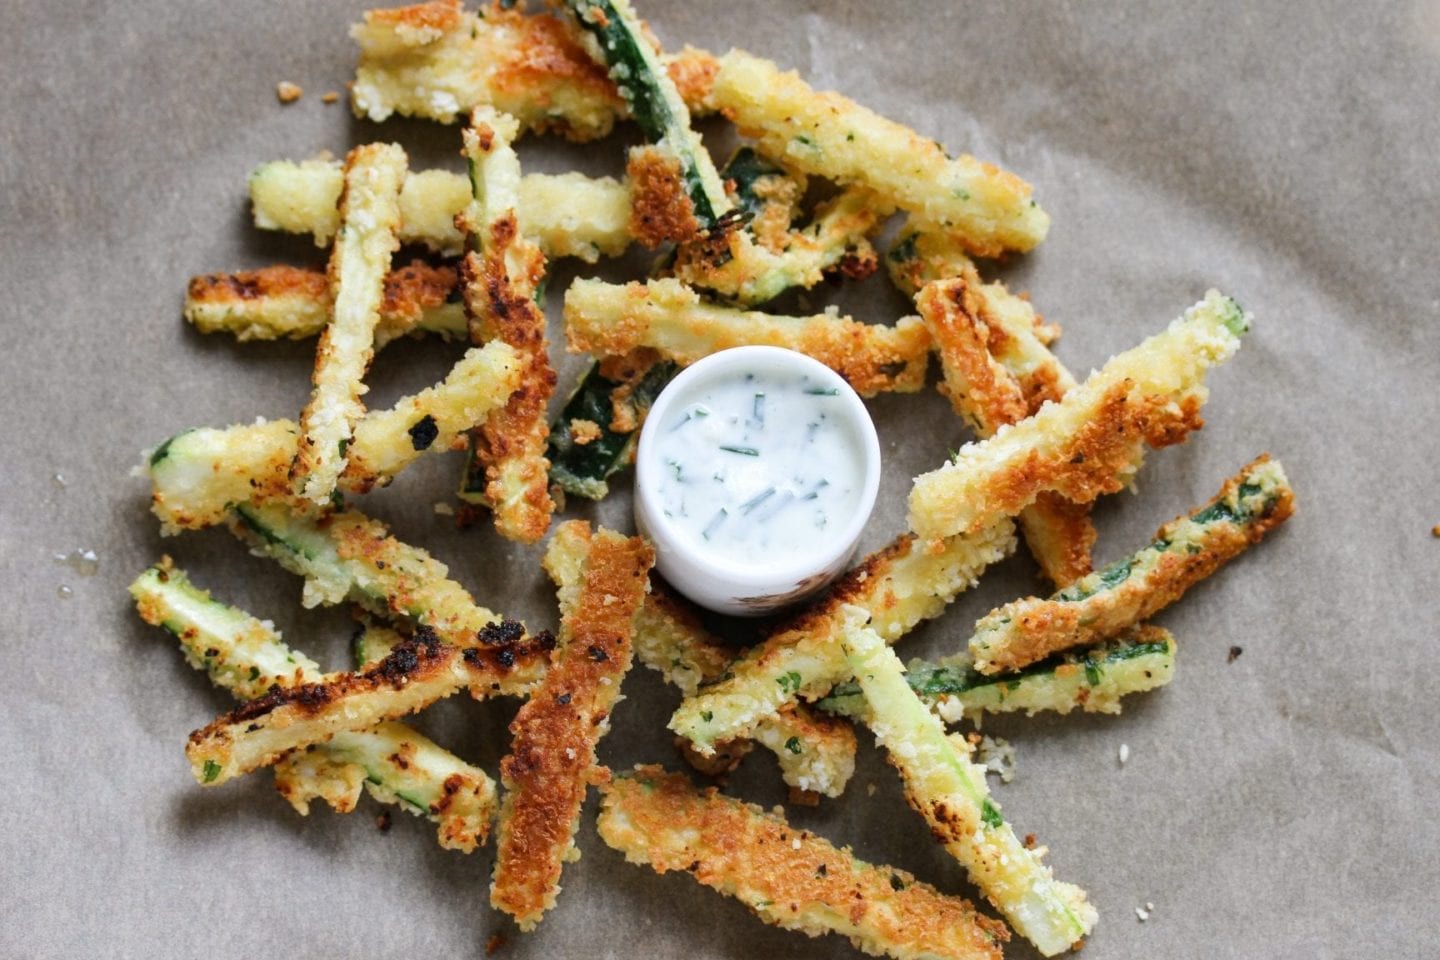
[970,455,1294,673]
[490,522,653,929]
[185,262,466,345]
[597,766,1007,960]
[291,143,408,503]
[563,277,930,397]
[132,562,499,851]
[819,624,1176,722]
[148,340,522,531]
[562,0,729,229]
[710,50,1048,257]
[350,0,717,137]
[635,578,857,798]
[185,620,550,787]
[841,614,1096,955]
[917,274,1094,587]
[457,108,557,543]
[250,160,631,260]
[669,522,1015,753]
[909,290,1251,541]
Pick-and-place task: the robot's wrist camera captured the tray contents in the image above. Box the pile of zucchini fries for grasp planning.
[138,1,1297,956]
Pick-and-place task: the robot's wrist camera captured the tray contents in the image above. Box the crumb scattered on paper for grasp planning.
[1119,743,1131,765]
[1228,645,1244,663]
[276,81,302,103]
[433,502,455,516]
[1136,904,1151,921]
[485,933,506,954]
[375,810,391,833]
[321,91,339,104]
[977,735,1017,783]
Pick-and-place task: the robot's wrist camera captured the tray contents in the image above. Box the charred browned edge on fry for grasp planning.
[187,622,553,745]
[764,533,916,642]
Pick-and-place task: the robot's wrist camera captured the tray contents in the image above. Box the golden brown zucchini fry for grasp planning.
[458,108,556,543]
[917,275,1095,587]
[597,766,1007,960]
[490,522,653,930]
[184,261,466,345]
[909,290,1251,541]
[710,50,1047,257]
[563,277,930,397]
[970,455,1294,673]
[291,143,407,503]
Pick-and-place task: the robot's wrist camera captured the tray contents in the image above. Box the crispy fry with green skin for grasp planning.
[148,340,522,532]
[184,620,549,788]
[491,522,653,930]
[710,50,1048,257]
[564,277,930,397]
[562,0,729,229]
[971,456,1294,673]
[457,108,556,543]
[250,160,632,260]
[637,580,856,797]
[841,613,1096,955]
[909,290,1251,541]
[291,143,407,504]
[185,261,467,345]
[917,274,1094,587]
[349,0,718,137]
[131,562,499,851]
[818,624,1176,722]
[669,521,1015,753]
[597,766,1007,960]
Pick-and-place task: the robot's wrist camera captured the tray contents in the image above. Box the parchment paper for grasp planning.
[2,2,1438,957]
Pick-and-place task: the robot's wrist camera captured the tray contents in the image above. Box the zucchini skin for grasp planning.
[818,626,1176,720]
[548,358,677,499]
[563,0,728,227]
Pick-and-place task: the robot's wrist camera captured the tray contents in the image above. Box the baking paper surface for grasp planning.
[2,2,1438,957]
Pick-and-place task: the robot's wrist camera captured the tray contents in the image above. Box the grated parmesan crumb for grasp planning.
[276,81,303,104]
[1135,905,1150,921]
[433,502,455,516]
[1119,743,1131,765]
[976,735,1017,783]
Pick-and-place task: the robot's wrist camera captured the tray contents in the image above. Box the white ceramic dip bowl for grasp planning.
[634,345,881,616]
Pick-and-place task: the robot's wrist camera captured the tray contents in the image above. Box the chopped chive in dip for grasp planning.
[645,365,868,566]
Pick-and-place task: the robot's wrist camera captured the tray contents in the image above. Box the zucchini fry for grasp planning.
[841,614,1096,955]
[597,766,1007,960]
[291,143,408,504]
[457,108,557,543]
[970,455,1294,673]
[710,50,1048,257]
[184,619,549,787]
[547,352,676,500]
[147,340,522,531]
[818,625,1176,722]
[669,148,886,304]
[250,160,631,260]
[185,261,466,345]
[636,578,857,798]
[909,290,1251,541]
[350,0,717,137]
[669,522,1015,753]
[564,277,930,397]
[130,562,498,851]
[918,274,1094,587]
[490,522,653,929]
[563,0,729,230]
